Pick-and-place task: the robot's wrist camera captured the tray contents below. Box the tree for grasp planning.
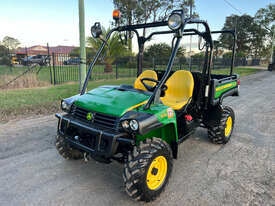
[191,52,204,58]
[0,45,11,65]
[2,36,20,51]
[144,43,185,66]
[255,3,275,58]
[223,51,246,59]
[0,45,9,57]
[213,40,224,58]
[180,0,198,18]
[113,0,198,51]
[87,27,129,72]
[255,3,275,32]
[112,0,138,52]
[248,22,268,58]
[219,14,266,58]
[144,43,185,58]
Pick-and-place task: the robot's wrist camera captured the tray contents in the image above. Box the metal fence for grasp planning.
[48,53,138,85]
[0,51,261,86]
[48,54,262,84]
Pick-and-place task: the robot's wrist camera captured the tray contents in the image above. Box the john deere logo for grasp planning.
[86,112,93,121]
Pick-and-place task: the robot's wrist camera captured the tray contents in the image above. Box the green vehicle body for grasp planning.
[70,86,179,146]
[60,74,239,154]
[214,81,238,99]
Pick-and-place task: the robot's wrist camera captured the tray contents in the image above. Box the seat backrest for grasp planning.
[134,70,158,91]
[162,70,194,101]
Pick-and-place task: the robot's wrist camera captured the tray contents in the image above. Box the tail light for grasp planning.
[237,79,240,85]
[184,115,193,121]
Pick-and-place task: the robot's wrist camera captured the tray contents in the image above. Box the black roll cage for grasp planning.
[81,10,237,110]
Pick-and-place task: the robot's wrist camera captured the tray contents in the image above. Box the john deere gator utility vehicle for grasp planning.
[55,9,240,202]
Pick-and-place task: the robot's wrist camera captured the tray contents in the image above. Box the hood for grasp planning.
[74,86,150,117]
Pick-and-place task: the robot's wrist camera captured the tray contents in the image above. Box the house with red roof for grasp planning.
[16,45,76,56]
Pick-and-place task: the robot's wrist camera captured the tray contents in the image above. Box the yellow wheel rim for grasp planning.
[225,116,232,137]
[146,156,167,190]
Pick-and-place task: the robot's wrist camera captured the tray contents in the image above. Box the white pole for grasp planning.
[79,0,87,92]
[189,2,193,68]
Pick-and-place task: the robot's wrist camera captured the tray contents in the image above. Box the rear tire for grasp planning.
[123,137,173,202]
[208,106,235,144]
[56,135,83,160]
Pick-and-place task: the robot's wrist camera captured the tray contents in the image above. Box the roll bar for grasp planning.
[81,10,237,110]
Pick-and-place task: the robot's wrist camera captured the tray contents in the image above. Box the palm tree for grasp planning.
[87,27,129,73]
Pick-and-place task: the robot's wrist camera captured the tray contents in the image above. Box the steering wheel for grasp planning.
[140,78,167,93]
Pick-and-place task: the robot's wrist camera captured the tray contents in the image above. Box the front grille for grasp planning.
[71,105,120,130]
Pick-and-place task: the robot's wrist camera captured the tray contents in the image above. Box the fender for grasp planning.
[128,105,179,159]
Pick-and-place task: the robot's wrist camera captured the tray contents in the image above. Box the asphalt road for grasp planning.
[0,71,275,206]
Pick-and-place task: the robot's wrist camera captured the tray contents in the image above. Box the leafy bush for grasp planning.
[0,56,11,66]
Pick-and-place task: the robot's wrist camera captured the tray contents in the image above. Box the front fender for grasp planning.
[121,111,163,135]
[134,105,178,150]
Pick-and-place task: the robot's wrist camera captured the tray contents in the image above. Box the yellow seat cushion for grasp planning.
[161,70,194,110]
[134,70,158,91]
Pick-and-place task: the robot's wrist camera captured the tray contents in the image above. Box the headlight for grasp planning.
[129,120,139,131]
[121,120,129,129]
[168,13,182,30]
[61,100,70,112]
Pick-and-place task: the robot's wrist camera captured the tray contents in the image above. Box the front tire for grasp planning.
[56,135,83,160]
[123,137,173,202]
[208,106,235,144]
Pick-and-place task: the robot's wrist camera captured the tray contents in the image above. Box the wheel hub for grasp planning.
[146,156,167,190]
[151,167,158,175]
[225,116,232,137]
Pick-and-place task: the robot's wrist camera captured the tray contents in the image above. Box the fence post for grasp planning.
[116,63,118,79]
[25,47,29,71]
[52,52,56,85]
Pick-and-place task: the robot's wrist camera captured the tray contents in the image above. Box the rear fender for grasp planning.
[203,104,223,128]
[210,75,240,106]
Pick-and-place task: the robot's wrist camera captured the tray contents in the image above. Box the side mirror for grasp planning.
[91,22,102,38]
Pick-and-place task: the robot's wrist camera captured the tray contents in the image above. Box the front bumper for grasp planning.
[55,113,133,159]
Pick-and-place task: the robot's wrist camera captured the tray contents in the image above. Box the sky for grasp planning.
[0,0,272,52]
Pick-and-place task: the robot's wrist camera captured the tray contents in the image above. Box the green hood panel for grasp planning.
[74,86,150,117]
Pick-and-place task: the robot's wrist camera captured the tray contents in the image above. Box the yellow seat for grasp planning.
[161,70,194,110]
[134,70,158,91]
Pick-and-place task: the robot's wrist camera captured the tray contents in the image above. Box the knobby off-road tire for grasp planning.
[208,106,235,144]
[56,135,83,160]
[123,137,173,202]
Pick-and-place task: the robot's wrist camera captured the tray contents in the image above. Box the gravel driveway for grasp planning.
[0,71,274,206]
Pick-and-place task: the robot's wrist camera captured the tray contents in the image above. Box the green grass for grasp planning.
[212,67,262,77]
[0,78,135,122]
[0,65,53,83]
